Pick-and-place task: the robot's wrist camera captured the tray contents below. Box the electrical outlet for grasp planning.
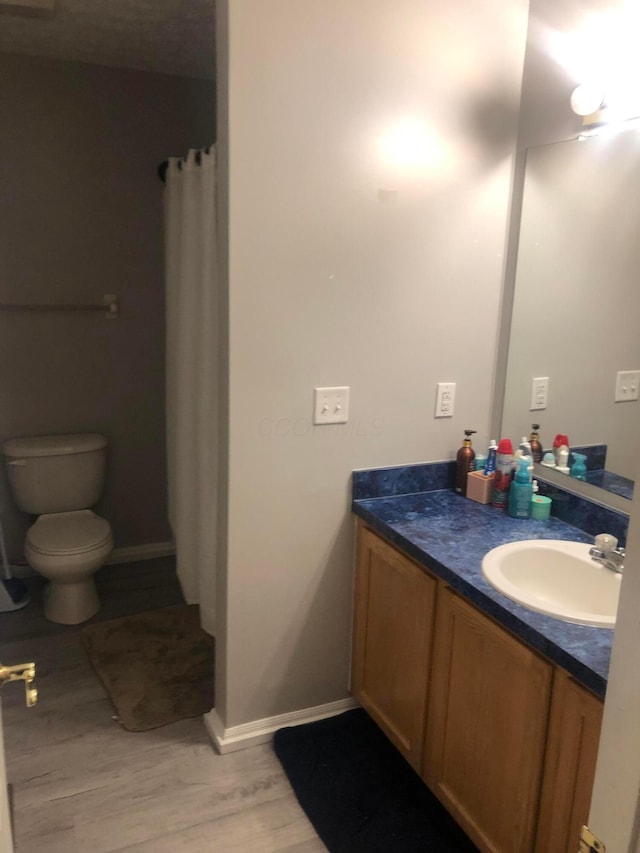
[530,377,549,411]
[314,387,350,424]
[615,370,640,402]
[435,382,456,418]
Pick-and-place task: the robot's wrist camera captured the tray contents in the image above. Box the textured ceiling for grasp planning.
[0,0,216,79]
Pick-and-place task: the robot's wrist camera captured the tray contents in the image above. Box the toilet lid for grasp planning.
[27,510,112,556]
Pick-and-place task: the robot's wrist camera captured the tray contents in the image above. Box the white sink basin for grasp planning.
[482,539,621,627]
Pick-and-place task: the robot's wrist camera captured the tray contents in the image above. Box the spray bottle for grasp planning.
[509,458,533,519]
[491,438,514,508]
[570,452,587,481]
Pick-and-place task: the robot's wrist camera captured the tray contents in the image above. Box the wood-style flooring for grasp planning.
[0,558,326,852]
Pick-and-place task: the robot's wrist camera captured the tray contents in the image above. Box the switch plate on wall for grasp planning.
[530,377,549,410]
[435,382,456,418]
[615,370,640,402]
[314,387,350,424]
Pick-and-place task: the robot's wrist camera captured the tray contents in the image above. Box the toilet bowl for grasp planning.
[3,432,113,625]
[25,510,113,624]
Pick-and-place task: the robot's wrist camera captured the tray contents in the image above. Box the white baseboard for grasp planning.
[107,541,175,564]
[203,696,359,755]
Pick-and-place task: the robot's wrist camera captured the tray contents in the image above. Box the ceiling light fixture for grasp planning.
[570,84,606,117]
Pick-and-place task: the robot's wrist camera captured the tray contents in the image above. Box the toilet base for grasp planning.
[43,578,101,625]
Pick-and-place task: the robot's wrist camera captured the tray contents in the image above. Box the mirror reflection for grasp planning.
[502,126,640,501]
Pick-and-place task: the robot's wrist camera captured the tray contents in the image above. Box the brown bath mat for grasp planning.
[81,604,215,732]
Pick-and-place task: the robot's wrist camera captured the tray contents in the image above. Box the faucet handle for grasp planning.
[594,533,618,553]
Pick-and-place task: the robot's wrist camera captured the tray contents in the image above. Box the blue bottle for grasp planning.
[508,458,533,519]
[570,452,587,481]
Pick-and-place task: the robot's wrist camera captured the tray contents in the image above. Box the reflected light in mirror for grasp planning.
[570,83,605,116]
[545,2,640,121]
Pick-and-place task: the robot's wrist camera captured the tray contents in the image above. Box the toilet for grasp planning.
[3,433,113,625]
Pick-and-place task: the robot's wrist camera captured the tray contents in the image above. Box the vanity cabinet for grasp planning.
[534,670,603,853]
[352,523,437,771]
[352,521,604,853]
[424,586,552,852]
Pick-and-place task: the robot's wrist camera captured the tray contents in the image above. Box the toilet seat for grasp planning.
[27,510,112,557]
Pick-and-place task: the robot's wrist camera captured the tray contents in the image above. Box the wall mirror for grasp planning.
[501,125,640,508]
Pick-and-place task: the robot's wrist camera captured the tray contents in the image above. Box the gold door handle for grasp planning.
[0,662,37,706]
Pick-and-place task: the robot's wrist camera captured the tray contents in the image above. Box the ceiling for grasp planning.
[0,0,216,79]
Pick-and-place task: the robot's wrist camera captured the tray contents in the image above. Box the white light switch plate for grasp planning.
[615,370,640,402]
[435,382,456,418]
[314,386,350,424]
[530,377,549,410]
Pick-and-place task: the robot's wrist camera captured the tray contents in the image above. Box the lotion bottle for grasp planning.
[455,430,477,495]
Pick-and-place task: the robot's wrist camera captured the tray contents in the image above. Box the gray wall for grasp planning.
[0,53,215,557]
[216,0,529,729]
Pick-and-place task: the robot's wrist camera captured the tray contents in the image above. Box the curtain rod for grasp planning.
[157,144,215,183]
[0,294,119,319]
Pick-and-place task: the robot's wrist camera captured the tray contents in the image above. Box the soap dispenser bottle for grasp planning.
[509,458,533,519]
[529,424,543,463]
[455,430,477,496]
[570,452,587,481]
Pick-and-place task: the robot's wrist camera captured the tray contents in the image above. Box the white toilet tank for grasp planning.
[3,433,108,515]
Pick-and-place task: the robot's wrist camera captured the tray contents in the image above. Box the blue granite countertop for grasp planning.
[352,489,612,699]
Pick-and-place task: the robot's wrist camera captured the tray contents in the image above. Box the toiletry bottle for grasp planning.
[529,424,543,463]
[455,430,477,495]
[518,436,534,479]
[570,452,587,481]
[553,434,569,464]
[483,440,498,476]
[475,453,487,472]
[556,445,570,474]
[491,438,513,508]
[509,458,533,519]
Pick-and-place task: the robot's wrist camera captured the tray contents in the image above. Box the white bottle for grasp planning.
[556,445,570,474]
[518,437,534,480]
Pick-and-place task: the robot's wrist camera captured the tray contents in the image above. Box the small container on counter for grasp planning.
[466,470,495,504]
[530,494,552,520]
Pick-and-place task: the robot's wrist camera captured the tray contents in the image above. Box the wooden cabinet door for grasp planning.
[534,670,603,853]
[424,586,552,853]
[352,523,437,771]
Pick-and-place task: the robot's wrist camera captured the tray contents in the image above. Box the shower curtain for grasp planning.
[164,146,218,636]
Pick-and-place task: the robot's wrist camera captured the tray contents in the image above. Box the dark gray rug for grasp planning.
[81,604,215,731]
[274,709,478,852]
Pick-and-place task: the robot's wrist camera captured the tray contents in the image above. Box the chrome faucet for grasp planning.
[589,545,625,574]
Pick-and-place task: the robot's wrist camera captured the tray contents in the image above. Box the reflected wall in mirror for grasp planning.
[502,126,640,501]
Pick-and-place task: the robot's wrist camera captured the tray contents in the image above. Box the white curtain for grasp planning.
[164,146,218,636]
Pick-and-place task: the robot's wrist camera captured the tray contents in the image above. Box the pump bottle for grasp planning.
[455,430,477,496]
[529,424,543,463]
